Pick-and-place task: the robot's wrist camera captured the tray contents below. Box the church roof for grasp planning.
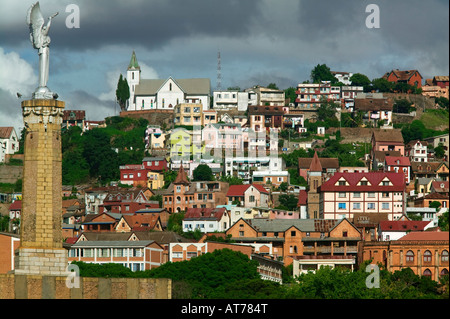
[128,51,140,70]
[135,78,210,96]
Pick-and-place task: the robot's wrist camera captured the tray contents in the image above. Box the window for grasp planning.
[342,231,348,237]
[187,252,197,259]
[172,252,182,259]
[338,203,346,210]
[367,203,375,210]
[239,231,244,237]
[291,231,296,237]
[339,192,346,198]
[442,250,449,262]
[424,250,432,263]
[382,203,389,210]
[249,195,255,202]
[382,192,389,198]
[353,203,361,209]
[423,269,432,278]
[353,192,361,198]
[368,192,375,198]
[360,181,368,186]
[406,250,414,262]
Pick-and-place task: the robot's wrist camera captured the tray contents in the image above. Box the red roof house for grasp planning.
[382,69,423,88]
[318,172,407,220]
[226,184,270,208]
[384,156,411,184]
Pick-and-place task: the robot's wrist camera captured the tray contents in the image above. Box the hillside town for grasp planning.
[1,52,449,291]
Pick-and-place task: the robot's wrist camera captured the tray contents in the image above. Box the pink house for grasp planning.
[202,123,243,151]
[269,209,300,220]
[371,129,405,161]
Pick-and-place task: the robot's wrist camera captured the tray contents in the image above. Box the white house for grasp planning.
[405,140,429,163]
[213,90,251,111]
[126,51,211,111]
[182,207,230,233]
[0,127,19,156]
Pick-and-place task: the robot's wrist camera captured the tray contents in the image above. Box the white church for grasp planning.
[126,51,211,111]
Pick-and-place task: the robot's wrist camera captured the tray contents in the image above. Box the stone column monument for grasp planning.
[13,2,68,276]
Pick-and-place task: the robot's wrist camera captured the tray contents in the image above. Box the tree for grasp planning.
[350,73,371,91]
[116,74,130,112]
[284,87,297,105]
[310,64,337,84]
[193,164,214,181]
[220,175,244,185]
[317,98,339,123]
[393,98,413,113]
[277,194,298,210]
[434,143,445,159]
[435,97,449,110]
[429,201,442,211]
[145,249,261,298]
[267,83,279,90]
[82,129,119,182]
[371,78,394,92]
[438,210,449,231]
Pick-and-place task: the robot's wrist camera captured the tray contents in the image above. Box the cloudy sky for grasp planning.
[0,0,448,134]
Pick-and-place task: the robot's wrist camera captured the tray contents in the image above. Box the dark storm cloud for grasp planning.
[0,0,263,51]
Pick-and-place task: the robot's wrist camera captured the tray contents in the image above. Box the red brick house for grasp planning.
[432,76,449,89]
[119,164,149,187]
[382,69,423,88]
[142,157,167,171]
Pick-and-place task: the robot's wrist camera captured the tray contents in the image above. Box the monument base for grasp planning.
[13,247,69,277]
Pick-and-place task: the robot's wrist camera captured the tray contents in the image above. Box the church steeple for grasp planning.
[128,50,140,70]
[309,151,323,172]
[174,164,190,185]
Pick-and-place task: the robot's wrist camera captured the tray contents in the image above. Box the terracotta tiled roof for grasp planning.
[380,220,430,231]
[298,157,339,170]
[431,181,449,193]
[354,97,393,111]
[433,76,449,82]
[319,172,405,192]
[0,127,13,139]
[247,105,284,115]
[373,150,401,162]
[184,207,226,220]
[297,190,307,206]
[385,156,411,166]
[398,231,449,241]
[422,192,449,200]
[226,184,269,197]
[411,161,447,173]
[372,129,404,143]
[383,69,422,82]
[9,200,21,211]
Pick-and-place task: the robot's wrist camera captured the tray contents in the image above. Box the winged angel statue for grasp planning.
[27,2,58,99]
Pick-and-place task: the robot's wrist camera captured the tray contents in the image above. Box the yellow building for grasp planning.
[174,103,203,126]
[147,171,165,190]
